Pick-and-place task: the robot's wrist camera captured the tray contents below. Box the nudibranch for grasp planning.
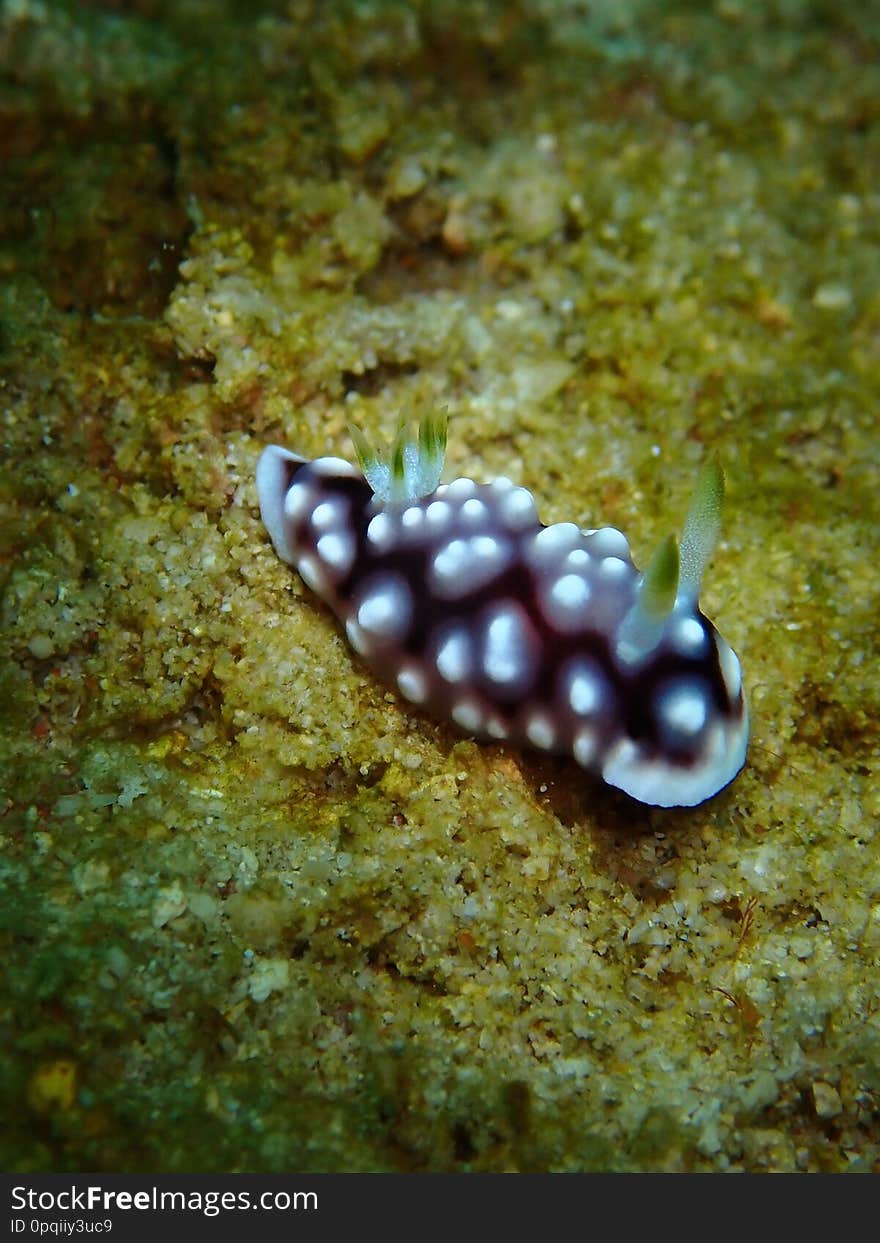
[257,414,748,807]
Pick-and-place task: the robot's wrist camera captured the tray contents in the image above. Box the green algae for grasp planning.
[1,0,880,1173]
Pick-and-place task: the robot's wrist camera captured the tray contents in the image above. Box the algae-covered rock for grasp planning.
[1,0,879,1173]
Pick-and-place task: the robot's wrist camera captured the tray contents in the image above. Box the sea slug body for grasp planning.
[257,414,748,807]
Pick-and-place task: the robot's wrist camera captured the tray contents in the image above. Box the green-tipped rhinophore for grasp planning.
[617,533,679,664]
[679,456,724,601]
[640,533,680,619]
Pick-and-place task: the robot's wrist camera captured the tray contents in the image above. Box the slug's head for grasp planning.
[606,459,749,807]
